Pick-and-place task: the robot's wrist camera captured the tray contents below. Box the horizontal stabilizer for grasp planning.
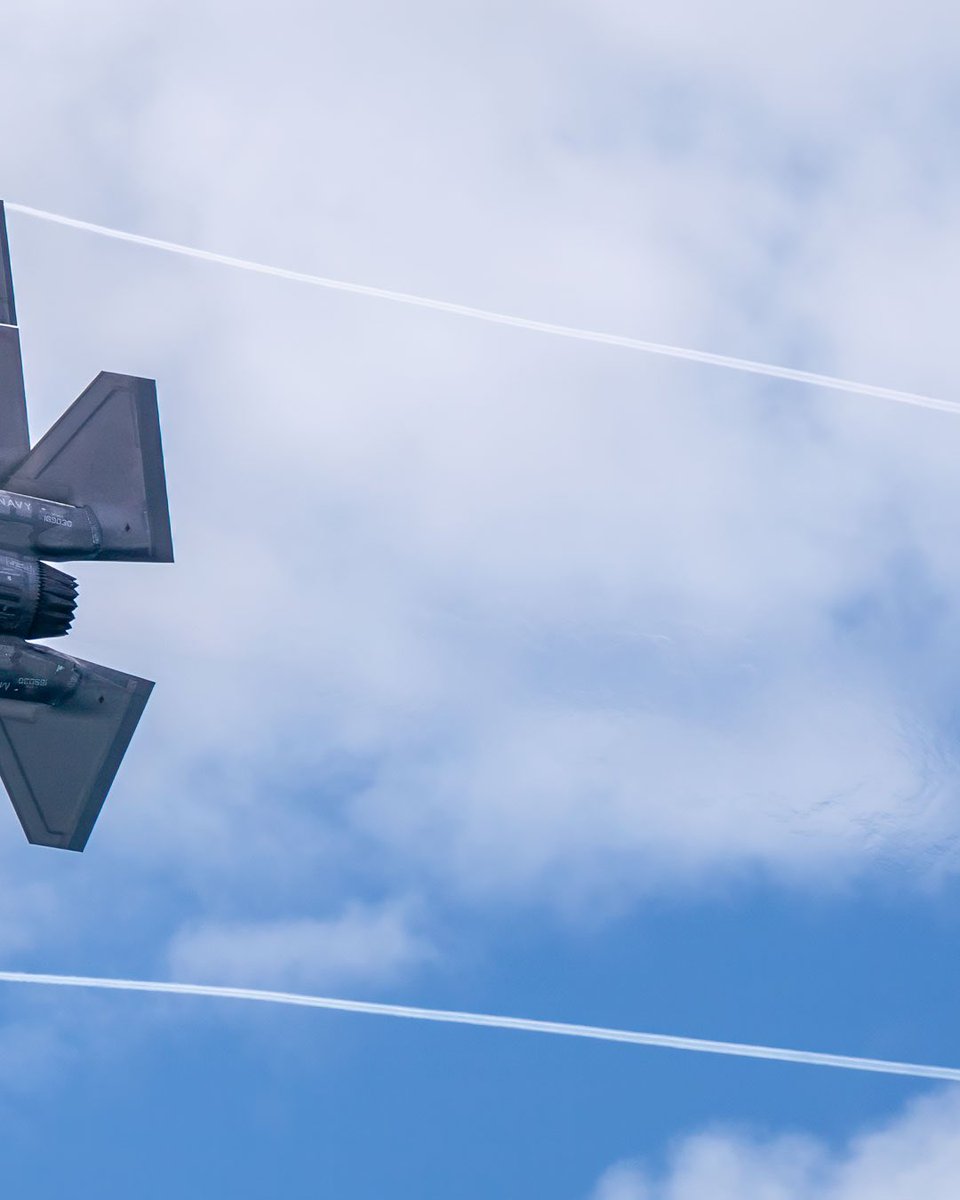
[3,372,173,562]
[0,656,153,851]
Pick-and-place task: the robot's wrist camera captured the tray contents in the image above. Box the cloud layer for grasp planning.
[167,900,434,990]
[591,1088,960,1200]
[1,0,959,955]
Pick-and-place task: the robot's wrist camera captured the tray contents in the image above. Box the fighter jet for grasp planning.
[0,200,172,850]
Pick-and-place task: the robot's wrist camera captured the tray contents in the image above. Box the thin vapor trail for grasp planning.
[7,202,958,416]
[0,970,957,1083]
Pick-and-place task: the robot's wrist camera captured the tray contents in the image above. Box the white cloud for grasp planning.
[166,899,434,990]
[590,1089,960,1199]
[1,0,960,925]
[592,1161,654,1200]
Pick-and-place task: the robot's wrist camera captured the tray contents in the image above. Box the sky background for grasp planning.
[2,1,960,1195]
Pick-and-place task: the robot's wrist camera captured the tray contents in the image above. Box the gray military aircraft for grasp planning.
[0,200,172,850]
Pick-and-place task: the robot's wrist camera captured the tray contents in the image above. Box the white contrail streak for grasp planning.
[0,969,956,1083]
[7,201,958,417]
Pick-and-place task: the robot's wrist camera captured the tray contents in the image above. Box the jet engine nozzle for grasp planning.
[0,554,77,640]
[32,563,79,638]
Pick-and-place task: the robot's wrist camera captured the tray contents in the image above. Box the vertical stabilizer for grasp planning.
[0,204,30,479]
[0,201,17,327]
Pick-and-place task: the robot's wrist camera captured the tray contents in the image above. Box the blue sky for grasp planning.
[2,1,960,1195]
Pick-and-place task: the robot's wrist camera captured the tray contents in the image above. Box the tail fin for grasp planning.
[0,201,17,327]
[0,657,153,851]
[3,372,174,562]
[0,204,31,479]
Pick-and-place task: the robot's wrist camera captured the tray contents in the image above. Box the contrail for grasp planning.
[0,969,956,1083]
[7,201,958,417]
